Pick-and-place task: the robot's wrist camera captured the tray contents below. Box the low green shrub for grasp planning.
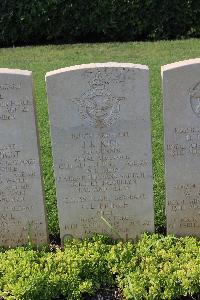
[1,234,200,300]
[108,234,200,300]
[0,235,114,300]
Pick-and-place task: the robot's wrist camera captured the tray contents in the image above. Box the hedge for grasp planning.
[1,234,200,300]
[0,0,200,47]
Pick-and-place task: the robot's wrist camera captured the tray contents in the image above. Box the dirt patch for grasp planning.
[83,289,200,300]
[83,287,123,300]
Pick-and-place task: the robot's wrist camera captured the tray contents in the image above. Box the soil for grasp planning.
[0,289,199,299]
[83,287,123,300]
[83,290,200,300]
[179,296,200,300]
[83,288,200,300]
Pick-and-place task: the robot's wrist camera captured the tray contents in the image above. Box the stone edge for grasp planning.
[45,62,148,78]
[0,68,32,76]
[161,58,200,77]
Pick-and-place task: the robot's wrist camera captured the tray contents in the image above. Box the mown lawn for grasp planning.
[0,39,200,235]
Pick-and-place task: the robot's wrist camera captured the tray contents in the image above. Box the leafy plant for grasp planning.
[1,234,200,299]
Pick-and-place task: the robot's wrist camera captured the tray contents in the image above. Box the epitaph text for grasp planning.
[46,63,154,242]
[162,59,200,236]
[0,69,48,247]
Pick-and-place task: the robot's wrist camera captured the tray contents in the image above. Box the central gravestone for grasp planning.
[46,62,154,241]
[0,69,48,247]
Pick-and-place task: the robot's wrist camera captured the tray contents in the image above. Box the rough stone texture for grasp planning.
[46,62,154,242]
[0,69,48,247]
[162,58,200,236]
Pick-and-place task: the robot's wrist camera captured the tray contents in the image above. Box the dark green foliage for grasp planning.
[1,234,200,299]
[0,0,199,47]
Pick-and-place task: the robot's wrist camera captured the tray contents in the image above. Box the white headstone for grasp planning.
[0,69,48,247]
[46,62,154,242]
[162,58,200,236]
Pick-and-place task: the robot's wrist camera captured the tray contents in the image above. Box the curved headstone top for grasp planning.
[162,58,200,237]
[0,68,32,75]
[46,62,154,242]
[0,68,48,247]
[161,58,200,74]
[45,62,148,78]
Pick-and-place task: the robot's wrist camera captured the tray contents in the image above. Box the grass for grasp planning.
[0,39,200,235]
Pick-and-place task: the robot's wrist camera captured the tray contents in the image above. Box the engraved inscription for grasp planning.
[163,60,200,237]
[0,93,32,121]
[166,127,200,158]
[0,71,47,246]
[46,63,154,241]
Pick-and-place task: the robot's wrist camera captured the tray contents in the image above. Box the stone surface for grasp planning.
[46,62,154,242]
[0,69,48,247]
[162,58,200,236]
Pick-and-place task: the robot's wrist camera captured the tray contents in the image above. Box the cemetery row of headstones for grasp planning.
[0,59,199,247]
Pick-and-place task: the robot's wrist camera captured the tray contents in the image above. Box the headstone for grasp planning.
[0,69,48,247]
[162,58,200,236]
[46,62,154,242]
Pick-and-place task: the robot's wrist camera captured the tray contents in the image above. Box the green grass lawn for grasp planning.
[0,39,200,235]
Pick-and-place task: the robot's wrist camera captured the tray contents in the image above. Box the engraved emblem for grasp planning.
[73,69,126,128]
[78,87,124,128]
[190,81,200,117]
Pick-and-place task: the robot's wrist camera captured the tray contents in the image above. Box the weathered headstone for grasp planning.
[46,62,154,242]
[0,69,48,247]
[162,58,200,236]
